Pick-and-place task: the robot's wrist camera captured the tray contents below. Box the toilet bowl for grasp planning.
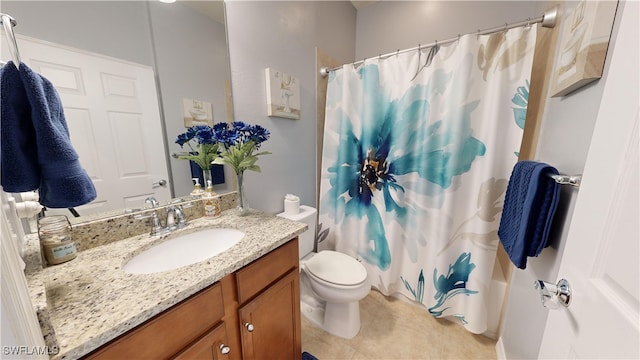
[301,250,370,339]
[277,205,370,339]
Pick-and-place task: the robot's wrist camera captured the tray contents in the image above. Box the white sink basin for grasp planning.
[123,228,244,274]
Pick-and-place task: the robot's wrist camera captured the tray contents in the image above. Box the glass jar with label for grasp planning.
[38,215,77,265]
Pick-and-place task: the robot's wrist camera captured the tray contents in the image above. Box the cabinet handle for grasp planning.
[244,322,254,332]
[219,344,230,355]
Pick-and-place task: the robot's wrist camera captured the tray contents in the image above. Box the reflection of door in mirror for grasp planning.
[13,36,172,216]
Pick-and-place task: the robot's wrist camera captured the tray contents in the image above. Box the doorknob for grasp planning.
[152,179,167,187]
[535,278,571,309]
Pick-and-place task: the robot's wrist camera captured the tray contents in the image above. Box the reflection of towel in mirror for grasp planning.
[1,61,96,208]
[497,161,560,269]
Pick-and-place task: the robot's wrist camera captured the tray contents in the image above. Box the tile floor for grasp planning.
[301,290,497,359]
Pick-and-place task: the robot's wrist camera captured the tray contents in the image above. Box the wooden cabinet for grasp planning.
[86,283,226,359]
[238,271,300,360]
[84,238,300,360]
[235,239,301,360]
[173,323,231,360]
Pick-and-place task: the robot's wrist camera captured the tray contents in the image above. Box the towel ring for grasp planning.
[0,13,21,67]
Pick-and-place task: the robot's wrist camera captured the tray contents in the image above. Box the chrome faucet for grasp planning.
[145,196,159,208]
[166,205,188,230]
[133,202,192,236]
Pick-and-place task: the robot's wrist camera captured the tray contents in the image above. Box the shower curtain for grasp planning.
[318,26,537,334]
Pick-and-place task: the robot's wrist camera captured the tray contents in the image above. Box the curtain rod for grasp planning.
[320,6,558,77]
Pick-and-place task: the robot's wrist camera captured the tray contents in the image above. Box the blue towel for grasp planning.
[1,61,96,208]
[497,161,560,269]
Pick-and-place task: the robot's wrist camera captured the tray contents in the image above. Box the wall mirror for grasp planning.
[2,1,233,223]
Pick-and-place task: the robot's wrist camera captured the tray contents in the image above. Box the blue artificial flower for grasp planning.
[178,121,272,173]
[175,132,193,147]
[232,121,250,131]
[249,125,270,148]
[194,125,215,145]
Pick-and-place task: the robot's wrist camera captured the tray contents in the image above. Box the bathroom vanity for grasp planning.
[87,239,300,360]
[23,206,306,359]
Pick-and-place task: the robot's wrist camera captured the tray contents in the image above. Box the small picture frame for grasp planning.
[265,68,300,120]
[551,0,618,97]
[183,98,213,127]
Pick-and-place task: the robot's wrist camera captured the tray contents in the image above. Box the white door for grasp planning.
[8,35,171,215]
[538,3,639,358]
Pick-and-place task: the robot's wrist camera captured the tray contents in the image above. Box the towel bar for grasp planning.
[549,174,581,187]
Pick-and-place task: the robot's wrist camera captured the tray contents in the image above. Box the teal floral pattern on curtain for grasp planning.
[318,26,537,334]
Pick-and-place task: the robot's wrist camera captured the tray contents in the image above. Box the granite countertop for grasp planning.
[24,209,307,360]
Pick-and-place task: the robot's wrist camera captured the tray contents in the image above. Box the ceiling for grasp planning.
[350,1,379,10]
[180,0,377,25]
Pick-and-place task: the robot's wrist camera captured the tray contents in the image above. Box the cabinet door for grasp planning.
[239,270,301,360]
[173,323,231,360]
[87,284,225,359]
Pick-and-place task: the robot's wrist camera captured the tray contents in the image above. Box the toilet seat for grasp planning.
[304,251,367,286]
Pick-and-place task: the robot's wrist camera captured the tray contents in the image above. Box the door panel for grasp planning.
[9,35,171,215]
[238,271,301,360]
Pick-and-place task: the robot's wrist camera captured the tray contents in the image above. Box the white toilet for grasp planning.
[278,205,370,339]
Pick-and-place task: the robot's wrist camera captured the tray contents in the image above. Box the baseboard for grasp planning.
[496,336,507,360]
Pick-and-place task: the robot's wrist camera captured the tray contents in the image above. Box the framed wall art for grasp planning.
[265,68,301,120]
[551,0,618,97]
[183,98,213,127]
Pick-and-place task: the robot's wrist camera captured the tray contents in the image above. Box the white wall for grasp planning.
[225,1,356,214]
[355,1,540,60]
[499,1,629,358]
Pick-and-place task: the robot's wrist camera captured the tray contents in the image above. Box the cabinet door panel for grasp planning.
[87,284,225,359]
[236,239,298,304]
[239,270,301,360]
[173,323,230,360]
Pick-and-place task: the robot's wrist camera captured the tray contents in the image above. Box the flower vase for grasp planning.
[236,170,249,216]
[202,168,213,188]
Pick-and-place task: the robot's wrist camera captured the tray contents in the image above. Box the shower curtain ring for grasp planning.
[526,17,531,28]
[504,22,508,31]
[457,34,461,42]
[477,29,481,39]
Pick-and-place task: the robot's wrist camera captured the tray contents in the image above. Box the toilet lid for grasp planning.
[305,251,367,286]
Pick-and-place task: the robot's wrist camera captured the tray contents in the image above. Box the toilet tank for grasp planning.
[277,205,317,259]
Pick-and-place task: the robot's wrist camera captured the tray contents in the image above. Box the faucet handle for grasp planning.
[133,211,167,236]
